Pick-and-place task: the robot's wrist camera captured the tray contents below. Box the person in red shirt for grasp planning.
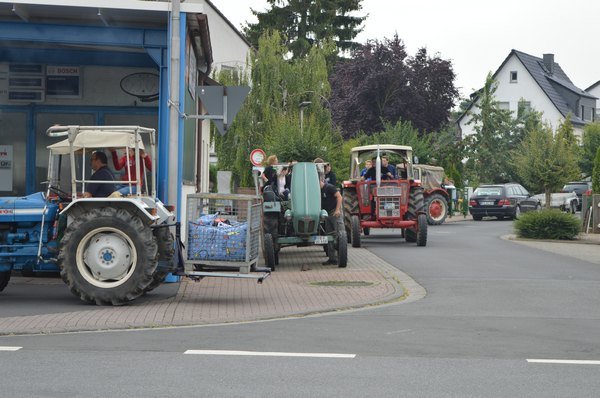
[109,147,152,195]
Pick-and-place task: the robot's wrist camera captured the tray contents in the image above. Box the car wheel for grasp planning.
[513,205,521,220]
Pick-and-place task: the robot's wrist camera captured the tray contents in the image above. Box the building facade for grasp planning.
[458,50,597,140]
[0,0,250,221]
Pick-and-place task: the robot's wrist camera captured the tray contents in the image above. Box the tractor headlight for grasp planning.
[284,209,293,221]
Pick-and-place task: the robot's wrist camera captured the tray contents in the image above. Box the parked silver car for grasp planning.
[520,192,578,214]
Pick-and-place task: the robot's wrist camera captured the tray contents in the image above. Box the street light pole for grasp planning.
[299,101,311,135]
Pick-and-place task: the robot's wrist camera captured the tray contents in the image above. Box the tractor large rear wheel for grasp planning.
[58,207,158,305]
[0,271,10,292]
[343,189,358,243]
[425,193,448,225]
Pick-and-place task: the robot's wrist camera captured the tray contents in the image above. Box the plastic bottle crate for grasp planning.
[185,193,261,274]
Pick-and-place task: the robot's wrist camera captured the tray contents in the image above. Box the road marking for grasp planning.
[386,329,412,335]
[527,359,600,365]
[184,350,356,358]
[0,346,22,351]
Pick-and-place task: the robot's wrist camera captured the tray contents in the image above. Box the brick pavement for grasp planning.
[0,244,423,336]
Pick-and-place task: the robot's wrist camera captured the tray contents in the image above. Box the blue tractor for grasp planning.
[0,125,176,305]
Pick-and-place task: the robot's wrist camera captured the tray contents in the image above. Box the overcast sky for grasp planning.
[208,0,600,100]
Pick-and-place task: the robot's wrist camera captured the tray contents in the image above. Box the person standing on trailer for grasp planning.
[109,147,152,195]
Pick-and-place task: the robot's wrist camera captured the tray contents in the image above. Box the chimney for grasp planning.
[543,53,554,75]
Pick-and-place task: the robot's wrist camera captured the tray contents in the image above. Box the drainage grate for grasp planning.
[310,280,375,287]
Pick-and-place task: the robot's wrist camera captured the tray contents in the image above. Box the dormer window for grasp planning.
[510,71,518,83]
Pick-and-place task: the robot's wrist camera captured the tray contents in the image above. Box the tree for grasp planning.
[580,122,600,178]
[513,124,580,208]
[463,73,517,185]
[593,148,600,194]
[213,31,344,187]
[243,0,366,59]
[329,36,458,137]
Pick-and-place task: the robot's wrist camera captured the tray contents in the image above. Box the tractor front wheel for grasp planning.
[144,226,175,293]
[58,207,158,305]
[263,233,276,271]
[351,215,361,248]
[425,193,448,225]
[416,213,428,246]
[405,187,426,244]
[0,271,11,292]
[337,230,348,268]
[343,189,358,243]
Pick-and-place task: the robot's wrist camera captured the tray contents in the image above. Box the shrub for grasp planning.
[514,209,580,240]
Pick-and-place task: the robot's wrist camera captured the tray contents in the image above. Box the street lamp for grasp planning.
[299,101,312,135]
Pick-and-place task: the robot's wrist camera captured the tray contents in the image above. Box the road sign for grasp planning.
[197,86,250,136]
[250,148,266,166]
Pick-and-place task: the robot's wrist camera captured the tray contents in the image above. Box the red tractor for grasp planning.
[342,145,427,248]
[412,164,454,225]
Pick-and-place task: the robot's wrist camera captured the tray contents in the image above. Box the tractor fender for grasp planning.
[61,198,159,225]
[424,187,450,201]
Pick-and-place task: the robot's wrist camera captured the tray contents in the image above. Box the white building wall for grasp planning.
[189,0,251,71]
[459,54,574,138]
[588,84,600,119]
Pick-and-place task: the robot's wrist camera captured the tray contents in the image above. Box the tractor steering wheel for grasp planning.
[48,186,72,201]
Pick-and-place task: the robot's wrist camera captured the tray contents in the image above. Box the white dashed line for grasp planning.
[0,346,22,351]
[527,359,600,365]
[184,350,356,358]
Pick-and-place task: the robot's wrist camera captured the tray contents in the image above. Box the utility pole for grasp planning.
[168,0,181,209]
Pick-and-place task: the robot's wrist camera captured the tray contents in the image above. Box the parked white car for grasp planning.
[520,192,579,214]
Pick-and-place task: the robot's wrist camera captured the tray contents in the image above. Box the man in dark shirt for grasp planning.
[320,176,343,265]
[324,163,337,186]
[382,156,397,179]
[84,151,115,198]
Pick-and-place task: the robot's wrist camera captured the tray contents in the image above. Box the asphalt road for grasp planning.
[1,220,600,397]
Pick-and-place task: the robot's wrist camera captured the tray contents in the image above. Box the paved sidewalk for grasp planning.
[2,212,597,336]
[0,245,423,336]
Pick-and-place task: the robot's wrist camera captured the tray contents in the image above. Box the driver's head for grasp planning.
[91,151,108,171]
[382,156,389,166]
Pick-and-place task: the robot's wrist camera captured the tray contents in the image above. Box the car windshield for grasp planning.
[473,187,503,196]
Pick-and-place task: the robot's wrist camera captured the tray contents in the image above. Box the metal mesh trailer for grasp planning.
[185,193,262,274]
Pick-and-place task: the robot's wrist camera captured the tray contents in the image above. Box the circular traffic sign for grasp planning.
[250,149,266,166]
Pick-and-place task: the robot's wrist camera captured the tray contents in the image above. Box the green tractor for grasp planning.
[261,162,348,270]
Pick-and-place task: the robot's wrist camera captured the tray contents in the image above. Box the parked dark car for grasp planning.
[469,183,531,220]
[561,181,592,211]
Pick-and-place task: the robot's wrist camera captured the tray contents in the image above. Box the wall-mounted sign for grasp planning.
[46,65,81,98]
[0,145,13,191]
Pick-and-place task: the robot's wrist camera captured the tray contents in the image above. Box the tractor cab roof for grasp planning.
[47,129,148,155]
[350,144,413,155]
